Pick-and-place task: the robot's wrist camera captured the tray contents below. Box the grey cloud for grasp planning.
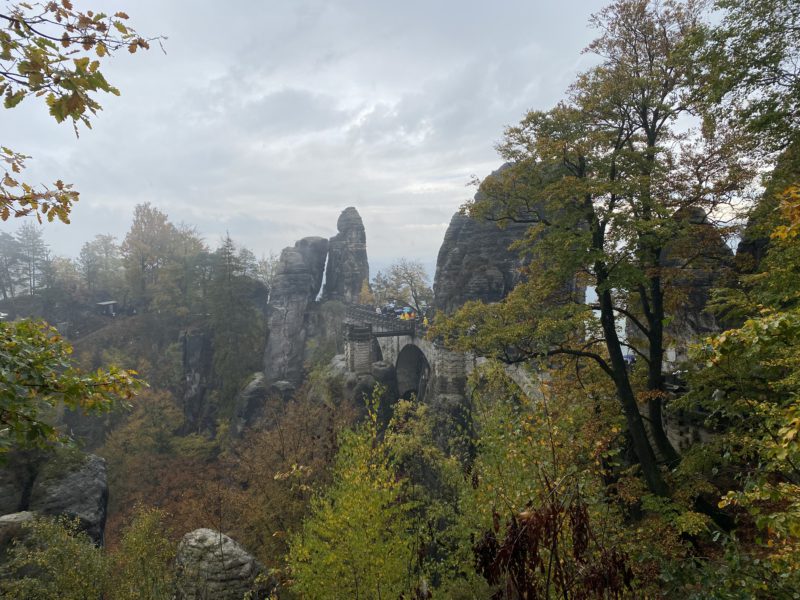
[1,0,609,266]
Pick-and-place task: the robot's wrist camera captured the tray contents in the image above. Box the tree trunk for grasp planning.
[599,287,668,496]
[646,275,681,466]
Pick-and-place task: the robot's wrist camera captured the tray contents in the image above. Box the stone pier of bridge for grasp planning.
[342,305,469,406]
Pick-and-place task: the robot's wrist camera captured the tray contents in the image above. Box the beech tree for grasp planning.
[435,0,750,496]
[288,406,419,597]
[0,319,140,456]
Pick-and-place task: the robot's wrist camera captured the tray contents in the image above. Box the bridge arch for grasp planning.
[396,343,431,401]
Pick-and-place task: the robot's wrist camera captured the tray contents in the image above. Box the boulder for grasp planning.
[0,511,34,559]
[323,207,370,303]
[175,528,271,600]
[27,453,108,546]
[328,353,348,376]
[0,453,40,515]
[371,360,398,393]
[0,451,107,546]
[269,380,296,403]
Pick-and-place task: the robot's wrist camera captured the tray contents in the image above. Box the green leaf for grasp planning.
[4,89,25,108]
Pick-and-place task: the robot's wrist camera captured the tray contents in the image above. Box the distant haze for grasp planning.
[1,0,606,272]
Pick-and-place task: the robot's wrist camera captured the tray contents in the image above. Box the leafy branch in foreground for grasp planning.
[0,319,142,455]
[0,0,161,223]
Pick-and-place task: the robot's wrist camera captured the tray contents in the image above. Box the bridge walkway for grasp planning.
[344,304,416,338]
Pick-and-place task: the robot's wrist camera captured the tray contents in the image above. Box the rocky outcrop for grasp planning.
[0,451,108,545]
[181,328,214,432]
[175,528,272,600]
[433,166,537,313]
[231,372,267,435]
[323,207,369,303]
[328,355,399,421]
[660,207,733,341]
[263,237,329,388]
[433,212,529,314]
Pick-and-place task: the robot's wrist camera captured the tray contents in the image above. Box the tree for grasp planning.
[0,516,109,599]
[0,229,19,298]
[695,0,800,273]
[288,407,418,598]
[357,279,374,305]
[120,203,178,308]
[697,0,800,153]
[14,221,47,295]
[673,163,800,587]
[372,259,433,313]
[219,375,360,568]
[0,319,140,456]
[0,508,177,600]
[150,223,207,319]
[1,1,154,223]
[435,0,750,496]
[47,254,82,296]
[207,234,265,414]
[108,506,176,600]
[79,233,123,297]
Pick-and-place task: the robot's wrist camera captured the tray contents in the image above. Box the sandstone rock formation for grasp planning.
[231,372,267,435]
[323,207,369,303]
[660,207,733,348]
[263,236,329,388]
[0,512,34,559]
[433,165,539,313]
[175,528,271,600]
[180,328,214,432]
[0,452,108,545]
[433,213,529,313]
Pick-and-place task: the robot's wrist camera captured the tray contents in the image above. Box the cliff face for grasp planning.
[433,200,531,314]
[0,451,109,545]
[180,328,214,432]
[660,207,733,340]
[263,236,329,388]
[323,207,369,304]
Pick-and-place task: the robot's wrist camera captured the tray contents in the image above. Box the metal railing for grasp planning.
[344,304,416,336]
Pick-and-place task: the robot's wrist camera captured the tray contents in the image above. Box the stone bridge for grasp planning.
[343,305,470,405]
[344,303,704,459]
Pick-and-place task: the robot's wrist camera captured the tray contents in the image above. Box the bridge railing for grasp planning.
[344,304,416,336]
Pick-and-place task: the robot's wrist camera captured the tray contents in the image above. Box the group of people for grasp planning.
[376,303,430,328]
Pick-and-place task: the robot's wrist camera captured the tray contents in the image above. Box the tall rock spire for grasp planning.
[263,236,329,386]
[323,207,369,304]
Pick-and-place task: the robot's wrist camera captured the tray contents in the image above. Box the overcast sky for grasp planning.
[2,0,607,274]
